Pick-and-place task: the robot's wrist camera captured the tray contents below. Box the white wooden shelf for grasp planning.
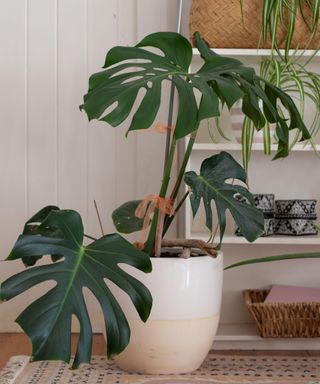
[190,234,320,245]
[213,323,320,350]
[192,47,320,57]
[184,50,320,350]
[193,142,320,152]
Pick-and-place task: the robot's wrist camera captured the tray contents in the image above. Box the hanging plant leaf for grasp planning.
[184,151,264,247]
[0,209,152,368]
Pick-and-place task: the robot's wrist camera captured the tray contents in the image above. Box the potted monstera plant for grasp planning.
[0,32,311,374]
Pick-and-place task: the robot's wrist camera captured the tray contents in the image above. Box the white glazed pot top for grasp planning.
[112,252,223,320]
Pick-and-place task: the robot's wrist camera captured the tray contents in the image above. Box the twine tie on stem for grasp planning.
[134,194,175,253]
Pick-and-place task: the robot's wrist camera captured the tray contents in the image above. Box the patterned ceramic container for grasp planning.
[275,199,317,219]
[235,194,275,237]
[235,217,274,237]
[274,218,318,236]
[253,194,275,212]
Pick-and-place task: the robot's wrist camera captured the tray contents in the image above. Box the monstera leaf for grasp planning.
[0,209,152,368]
[193,33,311,159]
[112,200,144,234]
[184,152,264,247]
[80,31,310,158]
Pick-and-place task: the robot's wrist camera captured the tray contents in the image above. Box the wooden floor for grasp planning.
[0,333,106,369]
[1,333,319,370]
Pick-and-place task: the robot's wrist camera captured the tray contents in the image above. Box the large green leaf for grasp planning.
[80,31,310,149]
[80,32,205,138]
[184,152,264,247]
[0,209,152,368]
[225,252,320,270]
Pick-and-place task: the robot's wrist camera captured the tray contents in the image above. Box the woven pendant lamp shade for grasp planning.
[189,0,320,49]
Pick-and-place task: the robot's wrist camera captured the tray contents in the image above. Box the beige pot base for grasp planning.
[114,315,219,374]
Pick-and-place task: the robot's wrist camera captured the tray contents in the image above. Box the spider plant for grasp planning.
[241,55,320,173]
[226,251,320,269]
[259,0,320,61]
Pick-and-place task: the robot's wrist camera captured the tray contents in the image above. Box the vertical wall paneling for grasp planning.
[180,0,191,38]
[85,0,118,332]
[86,0,118,238]
[0,0,179,332]
[57,0,87,218]
[28,0,57,214]
[115,0,138,208]
[0,0,28,331]
[0,1,27,251]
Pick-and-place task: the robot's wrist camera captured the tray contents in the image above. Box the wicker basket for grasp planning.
[244,289,320,338]
[189,0,320,49]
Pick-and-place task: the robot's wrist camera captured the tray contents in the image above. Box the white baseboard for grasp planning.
[212,323,320,350]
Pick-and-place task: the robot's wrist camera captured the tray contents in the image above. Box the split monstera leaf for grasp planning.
[0,207,152,368]
[184,152,264,245]
[81,31,310,159]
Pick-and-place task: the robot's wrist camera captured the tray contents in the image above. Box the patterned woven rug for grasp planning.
[0,354,319,384]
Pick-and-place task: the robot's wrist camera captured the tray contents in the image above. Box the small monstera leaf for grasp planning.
[112,200,144,234]
[184,152,264,247]
[0,209,152,368]
[80,31,310,159]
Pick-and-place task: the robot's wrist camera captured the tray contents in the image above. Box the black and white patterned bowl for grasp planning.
[275,199,317,219]
[235,193,275,212]
[253,194,275,212]
[274,218,318,236]
[235,193,275,237]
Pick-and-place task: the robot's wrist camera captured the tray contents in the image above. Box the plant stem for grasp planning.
[94,200,105,236]
[161,133,197,240]
[163,0,183,168]
[163,84,175,170]
[175,190,190,213]
[84,234,97,241]
[144,137,177,254]
[162,190,189,237]
[170,133,196,202]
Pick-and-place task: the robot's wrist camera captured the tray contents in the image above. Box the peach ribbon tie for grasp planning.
[134,194,175,250]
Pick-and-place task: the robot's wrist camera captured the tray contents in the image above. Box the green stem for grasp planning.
[162,191,189,237]
[170,134,196,202]
[162,133,197,238]
[144,137,177,254]
[163,84,176,169]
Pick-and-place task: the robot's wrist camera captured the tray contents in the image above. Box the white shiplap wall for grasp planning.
[0,0,179,332]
